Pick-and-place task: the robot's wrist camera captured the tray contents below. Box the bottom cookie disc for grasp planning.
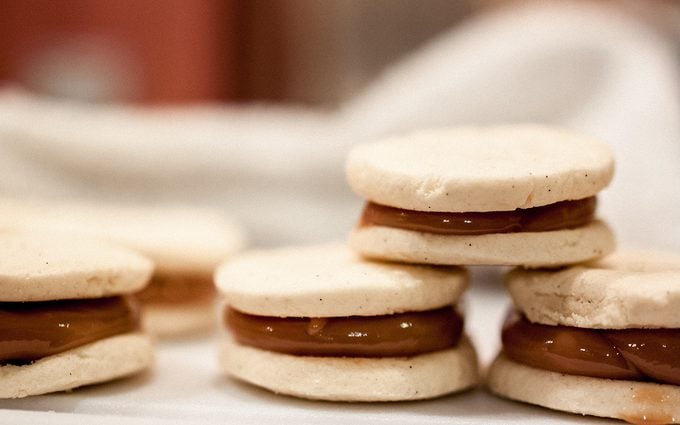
[0,332,154,398]
[487,353,680,424]
[220,336,478,401]
[349,220,614,267]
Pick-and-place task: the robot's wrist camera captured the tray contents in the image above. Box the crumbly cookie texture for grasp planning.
[216,243,467,317]
[0,231,153,301]
[220,336,478,401]
[488,354,680,423]
[349,220,614,267]
[0,332,153,398]
[506,249,680,328]
[347,125,614,212]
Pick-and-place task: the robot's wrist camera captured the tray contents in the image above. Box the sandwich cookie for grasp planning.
[215,244,478,401]
[0,199,246,337]
[0,231,154,398]
[488,250,680,423]
[346,125,615,267]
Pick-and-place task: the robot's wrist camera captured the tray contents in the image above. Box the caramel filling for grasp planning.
[136,273,215,305]
[502,313,680,385]
[226,306,463,357]
[359,197,596,235]
[0,296,141,365]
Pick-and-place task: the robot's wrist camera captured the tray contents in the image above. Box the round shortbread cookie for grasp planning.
[346,125,614,212]
[0,199,246,275]
[0,332,153,398]
[0,231,153,301]
[506,249,680,328]
[215,243,467,317]
[349,220,614,267]
[220,336,478,401]
[143,302,217,338]
[488,353,680,423]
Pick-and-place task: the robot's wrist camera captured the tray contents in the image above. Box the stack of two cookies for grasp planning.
[346,126,680,423]
[216,125,616,402]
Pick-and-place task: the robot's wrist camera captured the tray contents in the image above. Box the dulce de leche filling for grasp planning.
[136,273,215,305]
[502,313,680,385]
[226,306,463,357]
[359,197,596,235]
[0,296,141,365]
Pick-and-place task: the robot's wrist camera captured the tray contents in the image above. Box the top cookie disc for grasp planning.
[506,249,680,329]
[215,243,467,317]
[347,125,614,212]
[0,199,246,275]
[0,231,153,302]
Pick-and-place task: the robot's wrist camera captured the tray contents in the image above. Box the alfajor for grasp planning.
[347,125,615,267]
[0,199,246,337]
[488,250,680,423]
[0,231,154,398]
[215,244,478,401]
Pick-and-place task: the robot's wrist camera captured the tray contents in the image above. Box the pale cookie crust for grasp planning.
[143,302,216,338]
[220,336,478,401]
[488,354,680,424]
[586,249,680,273]
[349,220,614,267]
[346,125,614,212]
[0,199,246,275]
[0,231,153,301]
[0,332,153,398]
[215,243,467,317]
[506,249,680,328]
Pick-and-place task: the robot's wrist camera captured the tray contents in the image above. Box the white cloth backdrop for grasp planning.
[0,2,678,250]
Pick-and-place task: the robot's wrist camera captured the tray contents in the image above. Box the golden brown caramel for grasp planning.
[604,329,680,385]
[0,296,140,365]
[136,273,215,305]
[226,306,463,357]
[502,313,680,385]
[360,197,596,235]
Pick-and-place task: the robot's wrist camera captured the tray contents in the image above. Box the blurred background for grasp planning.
[0,0,679,249]
[0,0,478,104]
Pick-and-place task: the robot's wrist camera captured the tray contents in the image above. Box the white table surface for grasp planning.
[0,267,617,424]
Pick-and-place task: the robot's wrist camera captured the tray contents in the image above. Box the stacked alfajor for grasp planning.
[217,124,618,404]
[0,231,154,398]
[488,250,680,423]
[216,244,478,401]
[346,125,615,267]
